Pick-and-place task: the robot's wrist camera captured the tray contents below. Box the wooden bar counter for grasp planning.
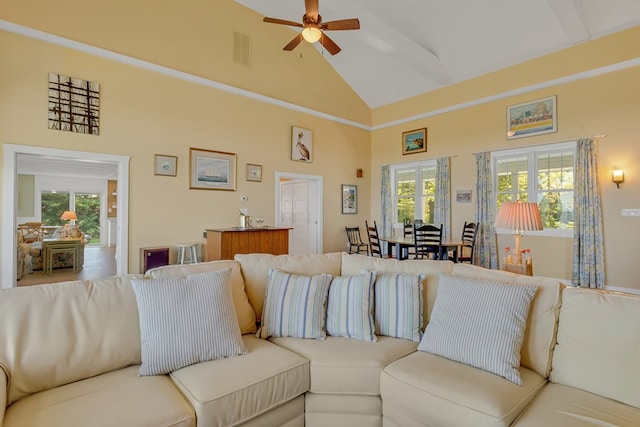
[204,227,291,261]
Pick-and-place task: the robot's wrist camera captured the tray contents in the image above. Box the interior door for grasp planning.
[280,179,310,255]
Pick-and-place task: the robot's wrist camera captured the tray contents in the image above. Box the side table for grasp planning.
[43,239,82,275]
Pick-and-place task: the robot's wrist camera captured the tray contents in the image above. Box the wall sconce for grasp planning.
[612,167,624,188]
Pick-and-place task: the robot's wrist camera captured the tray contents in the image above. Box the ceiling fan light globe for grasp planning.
[302,27,322,43]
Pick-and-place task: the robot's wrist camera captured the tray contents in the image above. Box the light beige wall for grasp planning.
[371,27,640,290]
[0,30,371,272]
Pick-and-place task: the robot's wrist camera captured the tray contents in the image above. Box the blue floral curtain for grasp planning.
[474,152,498,268]
[572,138,605,288]
[380,165,393,240]
[434,157,451,240]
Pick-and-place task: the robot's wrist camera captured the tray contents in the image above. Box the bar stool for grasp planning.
[176,243,199,265]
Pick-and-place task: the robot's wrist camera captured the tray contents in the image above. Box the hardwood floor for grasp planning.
[18,246,118,287]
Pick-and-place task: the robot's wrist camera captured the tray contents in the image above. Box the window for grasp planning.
[493,142,575,236]
[41,191,70,226]
[392,161,437,225]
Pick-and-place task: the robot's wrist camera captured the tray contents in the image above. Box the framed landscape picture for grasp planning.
[507,95,557,139]
[189,148,236,191]
[402,128,427,155]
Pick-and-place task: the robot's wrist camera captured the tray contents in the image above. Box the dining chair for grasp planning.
[413,223,443,260]
[365,220,391,258]
[345,226,370,255]
[458,221,477,263]
[403,219,413,237]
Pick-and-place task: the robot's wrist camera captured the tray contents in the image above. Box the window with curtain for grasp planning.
[392,161,437,225]
[493,142,575,236]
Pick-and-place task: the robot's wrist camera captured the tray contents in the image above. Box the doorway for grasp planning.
[2,144,130,289]
[275,172,323,255]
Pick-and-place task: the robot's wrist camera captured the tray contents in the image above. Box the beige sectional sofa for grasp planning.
[1,252,639,427]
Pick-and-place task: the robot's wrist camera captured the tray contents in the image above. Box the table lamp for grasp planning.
[60,210,78,228]
[494,201,542,264]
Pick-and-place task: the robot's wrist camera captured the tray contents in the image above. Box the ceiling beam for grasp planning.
[546,0,590,44]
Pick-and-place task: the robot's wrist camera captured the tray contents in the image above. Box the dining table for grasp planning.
[379,235,463,262]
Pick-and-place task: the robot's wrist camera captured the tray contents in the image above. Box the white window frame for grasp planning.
[390,160,437,227]
[492,141,576,238]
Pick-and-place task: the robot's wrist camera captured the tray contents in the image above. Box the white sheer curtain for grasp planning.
[380,165,393,252]
[474,152,498,268]
[572,138,605,288]
[434,157,451,240]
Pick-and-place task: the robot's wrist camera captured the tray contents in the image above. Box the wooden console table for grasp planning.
[204,227,291,261]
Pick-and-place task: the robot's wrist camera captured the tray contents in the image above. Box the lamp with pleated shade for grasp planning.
[494,200,542,264]
[60,210,77,227]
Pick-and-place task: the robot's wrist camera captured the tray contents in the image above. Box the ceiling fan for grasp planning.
[262,0,360,55]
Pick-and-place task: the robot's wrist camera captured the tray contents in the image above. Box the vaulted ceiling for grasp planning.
[236,0,640,108]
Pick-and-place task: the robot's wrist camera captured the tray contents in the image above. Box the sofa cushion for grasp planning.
[341,253,454,327]
[452,263,563,378]
[0,275,144,405]
[169,335,309,427]
[512,383,640,427]
[257,269,332,339]
[235,252,342,319]
[326,272,377,342]
[550,288,640,409]
[419,274,536,385]
[146,260,257,334]
[271,335,417,395]
[373,272,423,342]
[3,365,195,427]
[131,269,247,376]
[305,394,382,427]
[381,351,546,427]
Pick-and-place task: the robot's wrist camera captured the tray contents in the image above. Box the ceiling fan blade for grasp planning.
[319,31,341,55]
[305,0,319,21]
[283,34,304,51]
[263,17,303,28]
[322,18,360,31]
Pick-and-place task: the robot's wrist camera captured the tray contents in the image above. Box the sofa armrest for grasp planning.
[0,365,7,426]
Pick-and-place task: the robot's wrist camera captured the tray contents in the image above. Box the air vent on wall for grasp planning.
[233,31,252,68]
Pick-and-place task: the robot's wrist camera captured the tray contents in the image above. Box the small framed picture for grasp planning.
[246,163,262,182]
[507,95,557,139]
[342,184,357,214]
[154,154,177,176]
[189,148,237,191]
[456,190,472,203]
[291,126,313,162]
[402,128,427,155]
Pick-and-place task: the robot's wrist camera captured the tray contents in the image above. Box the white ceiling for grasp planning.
[236,0,640,108]
[17,154,118,180]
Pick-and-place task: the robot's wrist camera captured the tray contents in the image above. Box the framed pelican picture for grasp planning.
[402,128,427,155]
[291,126,313,162]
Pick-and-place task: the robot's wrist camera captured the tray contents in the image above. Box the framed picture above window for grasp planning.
[402,128,427,155]
[342,184,357,214]
[507,95,557,140]
[189,148,237,191]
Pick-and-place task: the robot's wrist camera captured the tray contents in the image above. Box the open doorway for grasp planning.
[2,144,130,289]
[275,172,323,255]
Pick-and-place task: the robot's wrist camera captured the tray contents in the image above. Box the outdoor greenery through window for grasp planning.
[393,161,437,225]
[493,142,575,235]
[41,191,101,244]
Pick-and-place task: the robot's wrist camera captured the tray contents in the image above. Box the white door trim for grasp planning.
[2,144,130,288]
[274,172,323,254]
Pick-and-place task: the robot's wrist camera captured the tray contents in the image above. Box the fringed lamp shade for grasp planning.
[494,201,542,260]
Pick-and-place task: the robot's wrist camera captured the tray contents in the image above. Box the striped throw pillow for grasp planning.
[326,272,377,342]
[131,268,247,376]
[373,272,424,342]
[258,269,332,340]
[419,274,536,385]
